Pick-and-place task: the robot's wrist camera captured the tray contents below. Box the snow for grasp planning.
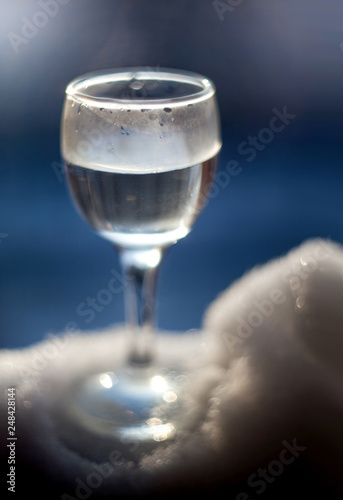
[1,238,343,498]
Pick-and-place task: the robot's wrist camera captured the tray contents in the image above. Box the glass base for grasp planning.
[54,364,194,462]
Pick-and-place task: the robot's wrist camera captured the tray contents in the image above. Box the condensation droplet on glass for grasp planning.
[126,130,130,135]
[129,80,143,91]
[106,143,114,152]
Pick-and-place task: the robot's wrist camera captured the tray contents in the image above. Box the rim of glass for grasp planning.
[65,67,216,109]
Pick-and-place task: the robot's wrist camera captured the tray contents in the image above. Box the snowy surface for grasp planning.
[2,238,343,499]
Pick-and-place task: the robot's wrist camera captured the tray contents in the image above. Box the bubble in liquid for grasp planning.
[149,114,157,120]
[163,107,172,113]
[129,80,144,90]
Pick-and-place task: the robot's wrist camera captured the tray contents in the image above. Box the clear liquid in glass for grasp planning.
[65,157,217,248]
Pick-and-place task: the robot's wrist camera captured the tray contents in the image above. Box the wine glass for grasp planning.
[59,67,221,456]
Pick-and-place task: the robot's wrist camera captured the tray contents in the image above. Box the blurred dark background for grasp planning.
[1,0,343,348]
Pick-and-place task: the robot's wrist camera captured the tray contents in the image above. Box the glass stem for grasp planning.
[119,247,164,367]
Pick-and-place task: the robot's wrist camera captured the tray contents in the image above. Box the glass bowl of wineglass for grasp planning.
[58,67,221,458]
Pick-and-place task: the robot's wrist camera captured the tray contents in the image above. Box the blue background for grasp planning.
[1,0,343,348]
